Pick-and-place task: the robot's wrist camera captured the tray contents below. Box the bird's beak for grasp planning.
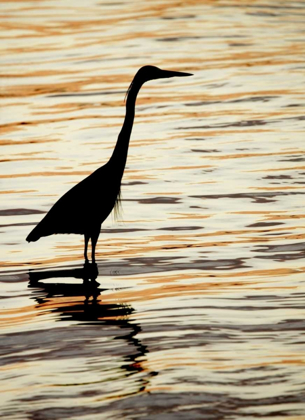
[158,69,193,79]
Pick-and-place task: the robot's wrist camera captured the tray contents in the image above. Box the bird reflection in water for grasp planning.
[28,263,155,393]
[29,261,100,305]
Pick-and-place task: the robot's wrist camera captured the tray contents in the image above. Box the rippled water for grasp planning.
[1,1,305,418]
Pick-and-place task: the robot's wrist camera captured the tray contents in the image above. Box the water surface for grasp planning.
[1,1,305,418]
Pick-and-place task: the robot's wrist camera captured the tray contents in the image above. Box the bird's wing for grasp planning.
[27,164,114,240]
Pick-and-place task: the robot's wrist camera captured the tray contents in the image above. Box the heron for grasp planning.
[26,66,192,262]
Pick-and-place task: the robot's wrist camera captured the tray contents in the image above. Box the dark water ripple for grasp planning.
[191,191,305,204]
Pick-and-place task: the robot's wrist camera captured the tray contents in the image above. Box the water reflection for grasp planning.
[1,0,305,418]
[26,263,153,400]
[28,261,100,305]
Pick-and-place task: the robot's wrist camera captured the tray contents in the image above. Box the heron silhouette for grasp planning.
[26,66,192,261]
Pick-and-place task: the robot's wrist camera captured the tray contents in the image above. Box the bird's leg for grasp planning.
[91,230,100,263]
[84,233,90,262]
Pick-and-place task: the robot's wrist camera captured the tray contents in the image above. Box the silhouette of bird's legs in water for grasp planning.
[84,233,89,262]
[84,229,100,262]
[91,230,100,263]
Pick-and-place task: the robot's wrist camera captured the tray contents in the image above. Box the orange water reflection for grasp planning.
[1,0,305,418]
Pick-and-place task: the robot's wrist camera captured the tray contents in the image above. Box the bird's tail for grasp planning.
[26,226,41,242]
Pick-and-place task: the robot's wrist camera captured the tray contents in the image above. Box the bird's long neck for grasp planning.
[109,80,142,179]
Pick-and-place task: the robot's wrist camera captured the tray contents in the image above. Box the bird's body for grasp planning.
[26,66,192,261]
[27,163,117,237]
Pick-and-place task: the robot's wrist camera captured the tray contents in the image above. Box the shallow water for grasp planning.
[1,0,305,418]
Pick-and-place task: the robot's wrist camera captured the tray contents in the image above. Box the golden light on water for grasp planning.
[1,0,305,418]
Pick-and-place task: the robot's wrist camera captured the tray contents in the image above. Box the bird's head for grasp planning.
[125,65,192,100]
[135,65,192,83]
